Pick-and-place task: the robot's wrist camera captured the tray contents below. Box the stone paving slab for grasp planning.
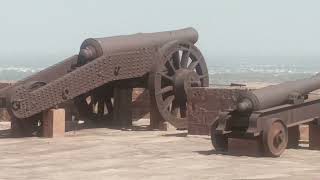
[0,121,319,180]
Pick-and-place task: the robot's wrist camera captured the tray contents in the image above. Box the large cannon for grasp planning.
[211,74,320,157]
[1,27,209,136]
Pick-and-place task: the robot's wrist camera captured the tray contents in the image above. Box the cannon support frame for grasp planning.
[212,97,320,156]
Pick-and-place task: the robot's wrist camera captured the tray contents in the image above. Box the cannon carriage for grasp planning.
[0,28,209,137]
[211,74,320,157]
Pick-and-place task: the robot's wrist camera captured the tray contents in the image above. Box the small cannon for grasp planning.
[211,74,320,157]
[1,28,209,136]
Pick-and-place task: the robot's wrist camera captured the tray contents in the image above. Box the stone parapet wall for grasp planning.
[187,87,249,135]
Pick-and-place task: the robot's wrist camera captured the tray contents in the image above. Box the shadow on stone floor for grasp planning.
[0,129,12,138]
[162,132,188,137]
[66,121,154,132]
[195,144,312,158]
[195,149,264,158]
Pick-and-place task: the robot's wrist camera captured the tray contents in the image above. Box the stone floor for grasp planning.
[0,120,319,180]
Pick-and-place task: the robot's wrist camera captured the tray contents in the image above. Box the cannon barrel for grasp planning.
[79,27,198,61]
[237,74,320,112]
[1,28,198,96]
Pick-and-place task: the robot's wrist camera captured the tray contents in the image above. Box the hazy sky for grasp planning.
[0,0,319,65]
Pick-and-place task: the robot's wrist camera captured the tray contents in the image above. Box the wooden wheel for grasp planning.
[149,41,209,128]
[262,120,288,157]
[210,121,228,152]
[74,86,114,122]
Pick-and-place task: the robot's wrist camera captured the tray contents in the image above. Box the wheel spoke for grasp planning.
[172,51,181,69]
[148,42,209,129]
[180,103,187,118]
[167,60,176,72]
[97,99,105,116]
[157,86,174,95]
[163,95,175,109]
[181,50,190,68]
[106,98,113,113]
[91,97,98,112]
[171,100,179,116]
[159,72,174,82]
[188,60,199,70]
[87,99,94,107]
[191,81,201,87]
[199,74,208,79]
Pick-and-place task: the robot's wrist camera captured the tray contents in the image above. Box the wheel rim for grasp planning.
[75,86,114,121]
[150,41,209,128]
[265,121,288,156]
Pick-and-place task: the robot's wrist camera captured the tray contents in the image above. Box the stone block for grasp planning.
[300,125,309,142]
[43,109,65,138]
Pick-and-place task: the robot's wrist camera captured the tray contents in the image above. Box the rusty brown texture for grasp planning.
[211,74,320,157]
[0,86,149,122]
[187,87,248,135]
[5,28,209,133]
[2,28,209,137]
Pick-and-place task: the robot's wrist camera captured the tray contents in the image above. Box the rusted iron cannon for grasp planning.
[0,27,209,136]
[211,74,320,157]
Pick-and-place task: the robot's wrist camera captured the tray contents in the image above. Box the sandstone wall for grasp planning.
[187,87,248,135]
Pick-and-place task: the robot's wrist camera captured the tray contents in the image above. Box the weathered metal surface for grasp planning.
[2,27,207,136]
[10,48,155,119]
[212,74,320,157]
[237,73,320,112]
[79,27,198,62]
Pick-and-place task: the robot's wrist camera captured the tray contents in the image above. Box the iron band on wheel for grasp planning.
[149,41,209,129]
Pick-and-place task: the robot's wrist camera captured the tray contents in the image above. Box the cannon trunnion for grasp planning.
[2,28,209,137]
[212,74,320,157]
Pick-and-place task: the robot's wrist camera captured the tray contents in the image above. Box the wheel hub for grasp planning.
[263,121,288,157]
[273,131,284,148]
[173,69,200,103]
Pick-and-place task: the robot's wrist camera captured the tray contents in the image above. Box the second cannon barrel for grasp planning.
[237,73,320,112]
